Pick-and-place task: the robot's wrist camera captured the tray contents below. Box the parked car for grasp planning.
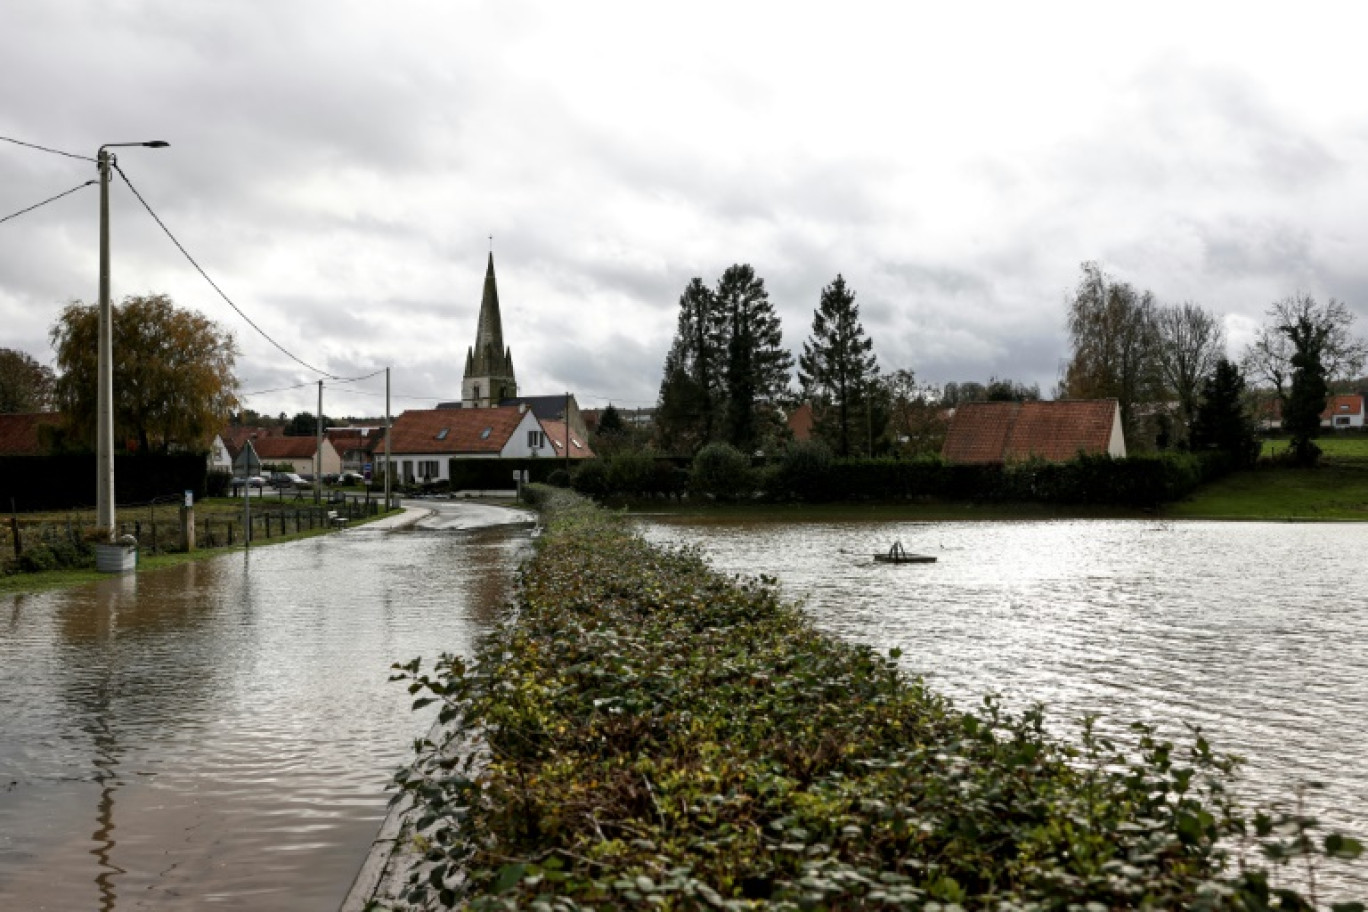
[337,471,366,486]
[268,472,308,489]
[321,473,340,485]
[230,475,266,493]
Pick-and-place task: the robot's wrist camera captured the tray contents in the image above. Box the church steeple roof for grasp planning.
[473,252,505,362]
[461,251,517,406]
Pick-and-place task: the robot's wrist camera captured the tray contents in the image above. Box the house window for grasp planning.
[474,384,481,401]
[436,428,449,440]
[527,430,544,448]
[480,427,492,439]
[419,459,439,479]
[1335,416,1351,427]
[402,460,414,482]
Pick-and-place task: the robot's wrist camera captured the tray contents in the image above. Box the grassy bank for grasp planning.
[391,489,1358,910]
[0,500,397,594]
[1165,437,1368,521]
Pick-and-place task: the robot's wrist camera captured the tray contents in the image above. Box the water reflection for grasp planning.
[0,517,529,911]
[641,517,1368,899]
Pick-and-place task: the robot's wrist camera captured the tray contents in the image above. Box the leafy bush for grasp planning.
[769,438,833,501]
[570,459,609,498]
[690,442,753,501]
[392,491,1361,910]
[547,468,571,488]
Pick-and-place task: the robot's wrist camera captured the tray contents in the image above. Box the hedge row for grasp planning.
[0,452,208,511]
[570,448,1234,507]
[390,489,1359,910]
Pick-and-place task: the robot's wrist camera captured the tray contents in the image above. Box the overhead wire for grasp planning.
[0,135,96,162]
[113,161,346,380]
[0,180,96,225]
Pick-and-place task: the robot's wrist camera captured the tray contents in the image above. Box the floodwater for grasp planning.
[640,516,1368,899]
[0,502,533,911]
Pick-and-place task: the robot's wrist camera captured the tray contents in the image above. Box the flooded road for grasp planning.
[641,516,1368,899]
[0,501,532,911]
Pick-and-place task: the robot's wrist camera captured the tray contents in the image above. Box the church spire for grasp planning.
[461,252,517,407]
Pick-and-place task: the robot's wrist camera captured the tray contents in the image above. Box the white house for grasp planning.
[381,405,593,484]
[1321,394,1365,429]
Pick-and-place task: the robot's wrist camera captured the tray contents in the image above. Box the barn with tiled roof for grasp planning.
[942,399,1125,464]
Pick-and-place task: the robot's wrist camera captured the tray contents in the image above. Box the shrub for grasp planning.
[392,491,1359,910]
[689,442,753,501]
[570,459,609,498]
[546,468,571,488]
[769,438,833,501]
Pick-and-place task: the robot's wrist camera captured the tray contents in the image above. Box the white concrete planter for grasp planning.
[94,542,137,574]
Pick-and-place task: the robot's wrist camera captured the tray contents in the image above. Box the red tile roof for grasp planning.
[250,436,323,460]
[787,402,814,442]
[540,419,595,459]
[387,407,525,454]
[0,412,61,456]
[220,426,283,459]
[942,400,1120,464]
[1322,394,1364,418]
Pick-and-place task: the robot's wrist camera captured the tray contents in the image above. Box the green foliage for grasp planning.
[656,267,794,456]
[769,438,834,501]
[50,294,239,454]
[392,491,1355,910]
[798,275,883,457]
[690,442,753,501]
[1192,359,1259,467]
[546,469,571,488]
[0,347,55,413]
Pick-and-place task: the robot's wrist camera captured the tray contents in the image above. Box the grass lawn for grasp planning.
[0,497,398,594]
[1164,434,1368,520]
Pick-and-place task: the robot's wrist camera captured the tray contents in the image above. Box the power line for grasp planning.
[240,371,389,398]
[112,161,346,380]
[0,180,96,225]
[0,135,96,162]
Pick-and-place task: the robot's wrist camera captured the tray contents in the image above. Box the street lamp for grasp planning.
[97,140,169,540]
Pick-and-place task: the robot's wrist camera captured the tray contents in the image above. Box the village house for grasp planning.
[381,405,591,485]
[325,427,382,473]
[1321,394,1365,430]
[235,435,341,477]
[941,399,1126,464]
[0,412,62,457]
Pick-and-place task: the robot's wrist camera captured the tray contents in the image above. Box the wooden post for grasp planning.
[180,505,195,552]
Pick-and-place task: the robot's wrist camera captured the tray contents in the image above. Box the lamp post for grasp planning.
[96,140,168,540]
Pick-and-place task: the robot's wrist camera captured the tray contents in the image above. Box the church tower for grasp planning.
[461,253,517,407]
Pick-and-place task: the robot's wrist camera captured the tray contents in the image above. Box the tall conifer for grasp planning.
[798,274,881,457]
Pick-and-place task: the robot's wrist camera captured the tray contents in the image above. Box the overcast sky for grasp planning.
[3,2,1366,419]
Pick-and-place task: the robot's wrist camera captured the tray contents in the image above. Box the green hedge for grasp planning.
[391,490,1359,910]
[567,450,1232,507]
[0,452,208,511]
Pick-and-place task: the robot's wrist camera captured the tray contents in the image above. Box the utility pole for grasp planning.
[564,391,571,472]
[95,140,168,541]
[315,379,323,504]
[384,367,391,510]
[96,148,114,540]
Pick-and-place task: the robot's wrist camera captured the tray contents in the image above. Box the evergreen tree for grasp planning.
[597,403,623,435]
[1190,359,1257,466]
[717,264,793,453]
[654,278,725,454]
[797,274,882,457]
[1281,312,1330,466]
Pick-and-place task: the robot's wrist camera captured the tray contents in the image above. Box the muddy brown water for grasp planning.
[0,506,531,911]
[640,515,1368,901]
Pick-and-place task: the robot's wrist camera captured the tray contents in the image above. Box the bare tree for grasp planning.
[1241,293,1368,409]
[1060,261,1162,447]
[1155,302,1225,445]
